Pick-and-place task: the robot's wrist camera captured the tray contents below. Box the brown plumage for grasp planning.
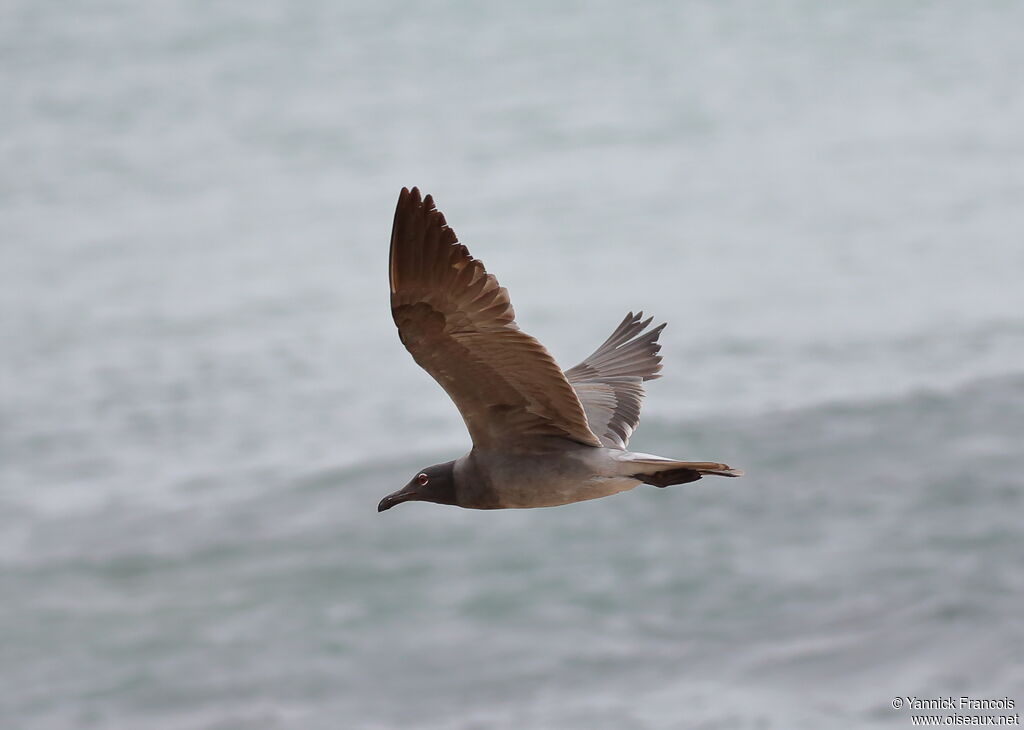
[389,186,603,449]
[379,187,742,512]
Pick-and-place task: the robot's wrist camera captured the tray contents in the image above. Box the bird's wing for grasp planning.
[389,187,603,449]
[563,312,666,449]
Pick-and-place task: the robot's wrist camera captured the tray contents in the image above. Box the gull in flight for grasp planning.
[378,188,742,512]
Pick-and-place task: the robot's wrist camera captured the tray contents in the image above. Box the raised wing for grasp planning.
[564,312,666,449]
[389,187,603,449]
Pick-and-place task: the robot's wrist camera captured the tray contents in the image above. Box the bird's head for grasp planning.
[378,461,457,512]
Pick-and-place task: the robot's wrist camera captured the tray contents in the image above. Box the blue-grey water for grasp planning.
[3,2,1023,728]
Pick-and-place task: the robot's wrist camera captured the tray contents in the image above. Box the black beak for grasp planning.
[377,485,417,512]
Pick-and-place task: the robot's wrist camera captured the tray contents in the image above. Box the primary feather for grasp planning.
[564,312,666,449]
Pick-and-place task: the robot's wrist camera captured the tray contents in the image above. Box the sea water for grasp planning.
[3,2,1023,727]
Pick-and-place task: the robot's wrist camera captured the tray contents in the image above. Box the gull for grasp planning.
[378,187,742,512]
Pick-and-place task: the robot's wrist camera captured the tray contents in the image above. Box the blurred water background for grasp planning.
[3,2,1024,728]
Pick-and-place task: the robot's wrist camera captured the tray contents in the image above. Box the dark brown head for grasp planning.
[377,461,457,512]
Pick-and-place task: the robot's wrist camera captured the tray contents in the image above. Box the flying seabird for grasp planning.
[378,187,742,512]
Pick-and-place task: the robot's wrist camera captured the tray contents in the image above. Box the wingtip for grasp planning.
[399,186,440,212]
[625,311,667,335]
[400,186,424,204]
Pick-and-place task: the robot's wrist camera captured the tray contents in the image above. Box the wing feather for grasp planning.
[565,312,666,449]
[389,187,602,449]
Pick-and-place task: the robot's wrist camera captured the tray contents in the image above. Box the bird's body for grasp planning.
[454,444,639,510]
[377,187,741,512]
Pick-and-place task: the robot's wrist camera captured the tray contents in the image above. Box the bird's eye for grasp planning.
[417,473,429,486]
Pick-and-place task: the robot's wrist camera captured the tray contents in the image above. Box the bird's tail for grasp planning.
[619,452,743,487]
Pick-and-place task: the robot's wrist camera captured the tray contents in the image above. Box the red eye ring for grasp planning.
[416,473,429,486]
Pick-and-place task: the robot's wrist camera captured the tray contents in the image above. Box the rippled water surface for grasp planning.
[3,2,1023,728]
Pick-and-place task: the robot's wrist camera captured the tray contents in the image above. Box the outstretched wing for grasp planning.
[389,187,603,449]
[564,312,666,449]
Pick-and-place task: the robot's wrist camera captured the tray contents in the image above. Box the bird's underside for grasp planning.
[379,187,741,511]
